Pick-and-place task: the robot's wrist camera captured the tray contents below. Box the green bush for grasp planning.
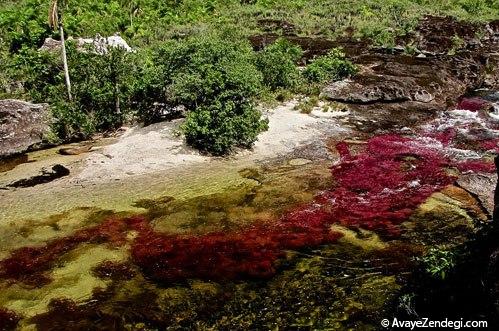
[65,44,135,135]
[10,46,64,102]
[418,248,457,280]
[152,33,268,154]
[256,38,303,90]
[157,33,263,108]
[303,49,357,83]
[11,42,137,140]
[182,101,268,155]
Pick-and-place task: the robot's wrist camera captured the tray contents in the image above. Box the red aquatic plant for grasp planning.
[480,138,499,153]
[426,127,456,147]
[323,134,454,235]
[0,307,20,331]
[129,135,456,283]
[1,133,479,285]
[0,218,134,286]
[457,98,490,112]
[455,159,496,173]
[130,215,342,282]
[92,261,136,281]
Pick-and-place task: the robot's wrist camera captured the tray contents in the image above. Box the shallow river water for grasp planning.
[0,96,498,330]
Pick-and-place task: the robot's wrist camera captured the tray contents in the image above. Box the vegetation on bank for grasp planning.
[0,0,498,153]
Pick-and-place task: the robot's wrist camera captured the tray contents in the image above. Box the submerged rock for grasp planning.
[58,145,93,156]
[6,164,69,188]
[0,99,51,159]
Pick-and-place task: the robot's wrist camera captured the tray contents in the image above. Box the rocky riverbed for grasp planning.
[1,16,499,330]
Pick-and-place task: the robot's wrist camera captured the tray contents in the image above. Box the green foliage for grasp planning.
[256,38,303,90]
[419,248,457,280]
[10,42,137,140]
[10,46,63,102]
[303,49,357,84]
[1,0,499,153]
[294,96,319,114]
[182,101,268,155]
[65,44,136,136]
[163,33,267,154]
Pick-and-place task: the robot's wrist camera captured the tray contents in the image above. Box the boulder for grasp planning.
[40,34,134,54]
[39,37,62,52]
[322,53,483,110]
[0,99,51,158]
[397,16,481,55]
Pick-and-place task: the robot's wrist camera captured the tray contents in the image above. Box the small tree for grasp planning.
[153,34,268,155]
[48,0,72,101]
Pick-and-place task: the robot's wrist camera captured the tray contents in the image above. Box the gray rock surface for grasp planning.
[0,99,51,158]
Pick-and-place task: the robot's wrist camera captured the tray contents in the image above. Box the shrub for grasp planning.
[303,48,357,83]
[65,44,135,135]
[159,34,263,108]
[10,46,64,102]
[255,38,303,90]
[12,41,137,140]
[182,101,268,155]
[152,33,268,154]
[418,248,457,280]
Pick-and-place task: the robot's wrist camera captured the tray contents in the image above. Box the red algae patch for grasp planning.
[92,261,136,281]
[455,159,496,173]
[0,218,134,286]
[129,134,456,283]
[457,98,490,112]
[0,134,464,285]
[3,104,498,286]
[323,135,455,236]
[0,307,20,331]
[130,213,343,282]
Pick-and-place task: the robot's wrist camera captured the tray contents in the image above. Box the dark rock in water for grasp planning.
[6,164,69,188]
[0,99,51,159]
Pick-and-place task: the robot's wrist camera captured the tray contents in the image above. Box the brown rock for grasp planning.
[58,145,92,155]
[321,16,499,124]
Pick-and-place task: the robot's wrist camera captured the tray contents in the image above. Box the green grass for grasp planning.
[1,0,498,53]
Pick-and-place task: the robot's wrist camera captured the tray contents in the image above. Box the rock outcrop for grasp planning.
[0,99,51,158]
[322,16,499,116]
[321,52,486,110]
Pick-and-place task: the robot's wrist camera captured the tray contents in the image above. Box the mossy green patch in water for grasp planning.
[402,186,482,247]
[141,162,332,235]
[0,207,122,260]
[0,244,128,323]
